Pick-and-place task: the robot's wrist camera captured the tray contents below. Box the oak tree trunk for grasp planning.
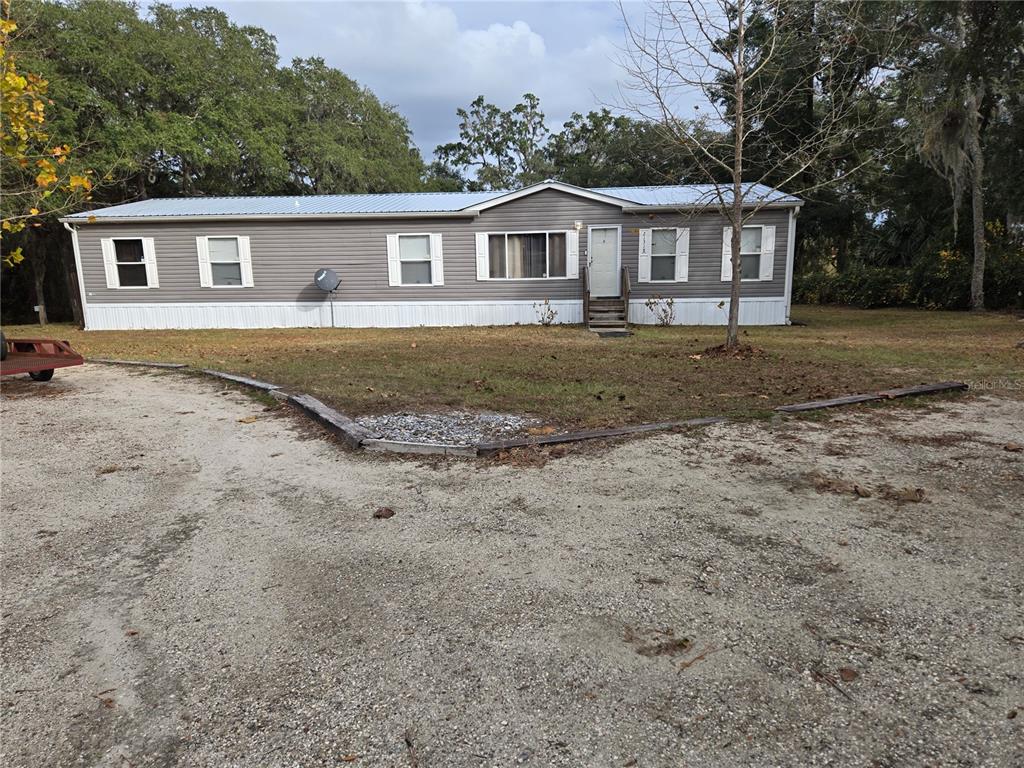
[967,100,986,311]
[31,254,48,325]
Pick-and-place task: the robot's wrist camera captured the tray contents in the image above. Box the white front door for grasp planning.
[588,226,620,297]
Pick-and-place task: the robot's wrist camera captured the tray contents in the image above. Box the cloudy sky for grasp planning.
[173,1,642,157]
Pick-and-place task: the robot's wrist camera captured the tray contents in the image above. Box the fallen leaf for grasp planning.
[373,507,395,519]
[838,667,859,682]
[527,426,556,436]
[125,629,139,637]
[237,416,258,424]
[1003,442,1023,453]
[339,756,359,763]
[410,342,417,349]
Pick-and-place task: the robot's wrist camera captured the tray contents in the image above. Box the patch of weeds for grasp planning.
[624,626,693,658]
[801,470,873,498]
[893,431,980,448]
[731,450,771,466]
[877,484,927,505]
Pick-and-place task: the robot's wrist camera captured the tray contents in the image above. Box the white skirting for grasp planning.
[84,296,788,330]
[628,296,788,326]
[84,300,584,330]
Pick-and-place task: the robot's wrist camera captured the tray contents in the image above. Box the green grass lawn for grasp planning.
[4,306,1021,428]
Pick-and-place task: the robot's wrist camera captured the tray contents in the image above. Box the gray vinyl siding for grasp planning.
[74,189,792,305]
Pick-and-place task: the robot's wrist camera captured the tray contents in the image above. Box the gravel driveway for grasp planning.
[1,364,1022,767]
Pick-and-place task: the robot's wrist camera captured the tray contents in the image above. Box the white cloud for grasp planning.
[194,1,629,153]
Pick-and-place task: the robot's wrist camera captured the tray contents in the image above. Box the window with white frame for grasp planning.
[739,226,762,280]
[114,239,147,286]
[721,224,775,282]
[386,233,443,286]
[650,229,677,281]
[486,231,567,279]
[208,237,243,286]
[196,235,253,288]
[101,237,158,289]
[399,234,432,284]
[638,227,688,283]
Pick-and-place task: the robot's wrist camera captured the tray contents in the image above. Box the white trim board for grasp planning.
[628,296,788,326]
[84,300,585,330]
[84,297,789,330]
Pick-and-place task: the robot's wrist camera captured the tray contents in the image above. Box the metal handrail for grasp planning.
[582,265,591,326]
[620,266,631,325]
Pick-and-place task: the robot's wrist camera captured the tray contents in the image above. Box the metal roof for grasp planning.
[596,183,800,207]
[63,181,800,221]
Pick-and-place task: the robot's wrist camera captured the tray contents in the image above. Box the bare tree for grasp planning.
[620,0,905,347]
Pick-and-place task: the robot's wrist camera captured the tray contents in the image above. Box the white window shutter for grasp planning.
[141,237,159,288]
[721,227,733,281]
[101,238,119,288]
[475,232,489,281]
[429,233,444,286]
[196,237,212,287]
[386,234,401,286]
[637,228,652,283]
[759,225,776,281]
[566,230,579,278]
[675,228,689,282]
[237,236,254,287]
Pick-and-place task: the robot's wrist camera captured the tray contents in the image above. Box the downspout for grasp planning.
[784,206,799,325]
[63,221,89,330]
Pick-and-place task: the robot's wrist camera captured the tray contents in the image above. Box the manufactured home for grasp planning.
[60,180,801,330]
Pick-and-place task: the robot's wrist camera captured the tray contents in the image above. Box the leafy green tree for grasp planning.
[434,94,550,190]
[904,0,1024,310]
[548,108,721,188]
[421,160,467,192]
[279,57,423,194]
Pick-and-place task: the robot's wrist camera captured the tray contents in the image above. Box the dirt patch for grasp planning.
[701,342,767,359]
[1,365,1022,768]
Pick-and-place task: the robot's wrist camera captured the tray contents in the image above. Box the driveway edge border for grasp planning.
[83,359,968,457]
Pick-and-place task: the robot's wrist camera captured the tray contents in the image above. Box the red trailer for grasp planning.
[0,332,84,381]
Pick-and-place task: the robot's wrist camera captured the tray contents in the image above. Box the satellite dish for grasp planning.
[314,268,340,292]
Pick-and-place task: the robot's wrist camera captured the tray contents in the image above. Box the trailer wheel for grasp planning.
[29,369,54,382]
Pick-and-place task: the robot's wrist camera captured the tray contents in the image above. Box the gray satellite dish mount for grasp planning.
[314,268,341,328]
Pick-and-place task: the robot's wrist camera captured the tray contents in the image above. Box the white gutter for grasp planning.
[783,207,799,325]
[62,221,90,329]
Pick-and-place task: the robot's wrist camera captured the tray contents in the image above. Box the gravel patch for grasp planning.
[355,410,542,445]
[2,365,1022,767]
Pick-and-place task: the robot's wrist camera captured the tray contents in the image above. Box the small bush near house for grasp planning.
[644,295,676,326]
[534,298,558,326]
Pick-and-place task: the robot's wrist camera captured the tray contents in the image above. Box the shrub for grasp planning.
[794,265,909,308]
[796,231,1023,311]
